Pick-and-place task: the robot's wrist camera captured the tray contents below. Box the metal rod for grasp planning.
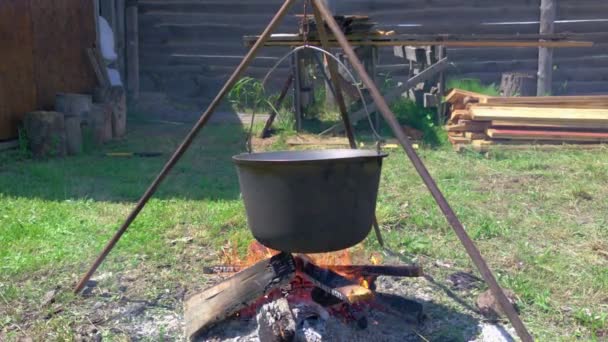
[311,1,533,341]
[248,39,593,48]
[73,0,298,294]
[311,3,357,149]
[260,74,294,138]
[311,5,386,246]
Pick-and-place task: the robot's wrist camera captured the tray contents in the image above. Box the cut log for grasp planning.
[110,87,127,139]
[321,264,423,278]
[500,72,536,97]
[256,298,296,342]
[23,111,67,158]
[184,253,296,341]
[89,104,113,145]
[93,86,127,139]
[470,106,608,123]
[487,128,608,142]
[55,93,92,123]
[64,116,83,155]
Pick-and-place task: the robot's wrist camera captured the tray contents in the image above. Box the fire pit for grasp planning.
[184,243,425,341]
[183,149,428,340]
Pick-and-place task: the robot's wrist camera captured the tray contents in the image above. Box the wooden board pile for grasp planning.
[298,15,377,37]
[445,89,608,152]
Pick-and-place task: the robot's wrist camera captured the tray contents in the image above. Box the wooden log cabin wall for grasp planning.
[0,1,98,141]
[138,0,608,108]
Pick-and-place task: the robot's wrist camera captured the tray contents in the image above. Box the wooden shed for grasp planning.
[0,1,98,141]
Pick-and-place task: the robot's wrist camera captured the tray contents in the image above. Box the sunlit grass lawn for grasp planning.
[0,121,606,340]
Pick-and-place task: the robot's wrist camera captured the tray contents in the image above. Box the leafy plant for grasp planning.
[228,77,268,113]
[389,98,444,147]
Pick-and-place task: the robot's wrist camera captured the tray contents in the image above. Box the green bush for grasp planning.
[390,98,445,147]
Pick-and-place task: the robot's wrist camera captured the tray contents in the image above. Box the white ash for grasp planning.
[198,275,520,342]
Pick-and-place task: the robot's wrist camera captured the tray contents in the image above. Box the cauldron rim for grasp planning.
[233,149,388,165]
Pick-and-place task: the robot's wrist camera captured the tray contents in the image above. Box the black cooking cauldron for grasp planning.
[233,149,387,253]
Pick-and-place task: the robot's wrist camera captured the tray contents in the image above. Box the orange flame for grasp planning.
[221,240,381,290]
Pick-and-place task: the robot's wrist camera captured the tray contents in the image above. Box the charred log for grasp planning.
[185,253,296,340]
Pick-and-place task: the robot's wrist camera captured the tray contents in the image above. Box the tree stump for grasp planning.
[89,104,113,145]
[94,86,127,139]
[23,111,67,158]
[55,93,92,122]
[64,116,82,155]
[110,87,127,138]
[500,73,537,97]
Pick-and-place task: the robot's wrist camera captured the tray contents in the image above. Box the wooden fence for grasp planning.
[0,1,97,140]
[137,0,608,104]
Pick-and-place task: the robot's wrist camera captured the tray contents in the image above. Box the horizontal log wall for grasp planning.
[138,0,608,105]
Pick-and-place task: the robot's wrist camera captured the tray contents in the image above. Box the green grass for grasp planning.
[1,121,607,340]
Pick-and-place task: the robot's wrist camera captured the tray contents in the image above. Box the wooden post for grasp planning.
[100,0,116,34]
[126,0,139,101]
[538,0,556,96]
[115,0,126,81]
[93,0,100,48]
[437,45,446,123]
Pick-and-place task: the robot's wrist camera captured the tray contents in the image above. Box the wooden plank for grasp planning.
[446,89,488,106]
[492,120,608,130]
[487,128,608,141]
[447,120,490,132]
[471,106,608,122]
[0,0,37,140]
[87,48,111,88]
[480,96,608,107]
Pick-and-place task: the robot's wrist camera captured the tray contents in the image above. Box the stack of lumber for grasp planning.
[445,89,608,152]
[298,15,377,37]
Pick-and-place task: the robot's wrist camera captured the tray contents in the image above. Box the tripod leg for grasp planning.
[312,1,533,341]
[73,0,298,294]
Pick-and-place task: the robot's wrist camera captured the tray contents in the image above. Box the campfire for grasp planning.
[185,242,425,341]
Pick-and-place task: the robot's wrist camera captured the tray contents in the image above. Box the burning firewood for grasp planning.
[256,298,296,342]
[184,253,296,340]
